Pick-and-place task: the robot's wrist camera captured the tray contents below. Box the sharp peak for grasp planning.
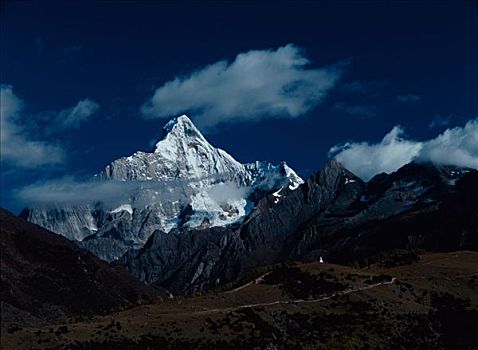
[311,158,360,181]
[323,158,358,174]
[163,114,196,133]
[154,115,208,151]
[324,158,346,170]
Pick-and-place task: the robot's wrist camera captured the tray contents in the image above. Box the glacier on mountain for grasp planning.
[22,115,303,261]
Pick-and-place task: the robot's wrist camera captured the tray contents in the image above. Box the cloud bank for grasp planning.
[141,44,344,128]
[14,174,249,209]
[15,177,132,206]
[329,118,478,181]
[15,177,190,207]
[1,86,66,168]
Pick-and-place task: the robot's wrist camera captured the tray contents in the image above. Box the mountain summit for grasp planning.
[160,114,207,143]
[101,114,247,183]
[23,115,303,261]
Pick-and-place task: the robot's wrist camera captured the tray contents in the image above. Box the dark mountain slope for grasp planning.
[0,209,158,330]
[287,165,478,263]
[122,162,477,294]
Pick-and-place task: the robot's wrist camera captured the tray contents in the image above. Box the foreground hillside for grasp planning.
[0,209,158,331]
[3,251,477,349]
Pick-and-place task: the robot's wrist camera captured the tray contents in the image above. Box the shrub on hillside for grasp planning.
[263,265,346,299]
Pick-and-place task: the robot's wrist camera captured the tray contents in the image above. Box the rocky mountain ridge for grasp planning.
[121,160,477,294]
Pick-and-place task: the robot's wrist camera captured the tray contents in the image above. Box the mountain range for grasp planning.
[121,159,478,294]
[19,115,478,296]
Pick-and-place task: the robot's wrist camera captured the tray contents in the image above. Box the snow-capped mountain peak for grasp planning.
[102,114,244,182]
[282,162,303,190]
[157,114,208,150]
[24,115,304,261]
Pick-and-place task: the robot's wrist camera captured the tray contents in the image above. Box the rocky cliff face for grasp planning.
[21,115,303,261]
[121,161,477,295]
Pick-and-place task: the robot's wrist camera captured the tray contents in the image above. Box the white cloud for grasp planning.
[14,176,228,208]
[329,126,422,181]
[15,177,144,206]
[141,44,344,128]
[57,98,99,129]
[205,182,250,206]
[329,118,478,181]
[1,86,66,168]
[396,93,421,102]
[1,86,99,169]
[417,119,478,168]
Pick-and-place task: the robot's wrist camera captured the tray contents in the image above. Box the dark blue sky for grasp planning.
[1,1,477,213]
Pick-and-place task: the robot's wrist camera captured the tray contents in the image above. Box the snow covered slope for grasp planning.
[22,115,303,261]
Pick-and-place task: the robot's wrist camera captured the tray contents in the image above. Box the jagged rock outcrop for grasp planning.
[120,226,246,294]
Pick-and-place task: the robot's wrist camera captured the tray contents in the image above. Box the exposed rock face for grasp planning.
[21,115,303,261]
[121,161,478,294]
[121,226,245,294]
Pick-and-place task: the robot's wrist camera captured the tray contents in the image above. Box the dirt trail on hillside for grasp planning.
[195,277,397,315]
[224,272,271,294]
